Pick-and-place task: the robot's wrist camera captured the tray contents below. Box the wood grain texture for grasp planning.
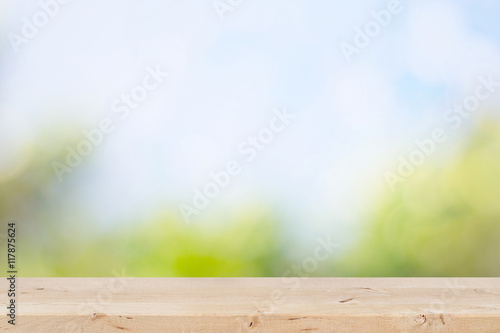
[1,278,499,332]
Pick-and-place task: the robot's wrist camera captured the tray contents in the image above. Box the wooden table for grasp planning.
[1,278,499,332]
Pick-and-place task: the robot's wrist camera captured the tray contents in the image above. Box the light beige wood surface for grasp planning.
[1,278,499,332]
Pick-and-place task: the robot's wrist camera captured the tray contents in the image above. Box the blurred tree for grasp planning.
[340,118,500,276]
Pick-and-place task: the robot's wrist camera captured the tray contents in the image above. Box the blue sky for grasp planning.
[1,0,500,242]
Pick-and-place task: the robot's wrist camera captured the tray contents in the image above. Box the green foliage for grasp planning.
[3,119,500,276]
[340,119,500,276]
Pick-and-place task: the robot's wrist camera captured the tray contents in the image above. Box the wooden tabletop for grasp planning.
[1,278,499,332]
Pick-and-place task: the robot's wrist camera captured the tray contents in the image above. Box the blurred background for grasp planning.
[0,0,499,276]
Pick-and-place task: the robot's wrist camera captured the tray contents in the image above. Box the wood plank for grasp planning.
[1,278,499,332]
